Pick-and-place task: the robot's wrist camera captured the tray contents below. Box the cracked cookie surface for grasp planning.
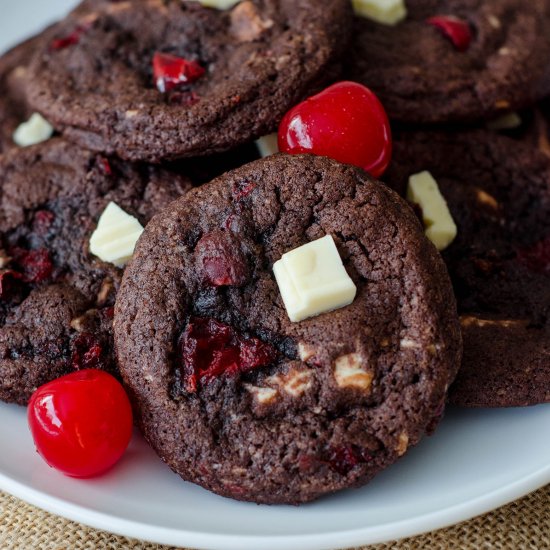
[386,130,550,407]
[346,0,550,123]
[25,0,352,162]
[114,153,461,504]
[0,139,191,405]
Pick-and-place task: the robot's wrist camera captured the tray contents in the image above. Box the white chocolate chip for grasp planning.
[475,189,499,210]
[400,338,420,349]
[230,1,273,42]
[396,432,409,456]
[407,171,457,251]
[273,235,357,323]
[70,309,97,332]
[352,0,407,26]
[298,342,316,362]
[268,369,313,397]
[244,384,278,404]
[190,0,240,8]
[96,277,115,306]
[13,113,54,147]
[255,134,279,158]
[486,112,522,131]
[0,250,12,269]
[487,15,501,29]
[89,202,144,268]
[334,354,373,391]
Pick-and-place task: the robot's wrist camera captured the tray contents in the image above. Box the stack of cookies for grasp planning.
[0,0,548,505]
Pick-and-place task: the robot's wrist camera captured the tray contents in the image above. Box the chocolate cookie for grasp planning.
[385,130,550,407]
[114,154,461,504]
[346,0,550,123]
[25,0,352,162]
[0,139,191,406]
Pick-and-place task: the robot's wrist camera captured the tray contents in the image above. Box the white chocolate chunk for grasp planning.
[89,202,144,267]
[407,171,457,251]
[352,0,407,26]
[255,133,279,158]
[244,384,278,404]
[189,0,240,9]
[396,432,409,456]
[13,113,54,147]
[273,235,357,323]
[334,354,373,391]
[267,369,313,397]
[486,112,522,131]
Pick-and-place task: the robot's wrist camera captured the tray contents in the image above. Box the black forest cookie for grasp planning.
[0,139,191,405]
[346,0,550,123]
[114,153,461,504]
[25,0,352,162]
[385,130,550,407]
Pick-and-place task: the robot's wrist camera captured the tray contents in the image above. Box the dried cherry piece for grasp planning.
[50,25,89,51]
[33,210,55,235]
[0,270,23,301]
[327,445,360,475]
[153,52,206,93]
[232,181,257,201]
[195,230,250,287]
[98,157,113,176]
[327,444,372,475]
[517,236,550,274]
[71,333,105,371]
[179,318,277,393]
[426,15,473,52]
[11,248,54,284]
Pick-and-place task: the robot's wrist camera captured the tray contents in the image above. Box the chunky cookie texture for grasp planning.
[386,130,550,407]
[0,139,191,406]
[25,0,352,162]
[114,154,461,504]
[346,0,550,123]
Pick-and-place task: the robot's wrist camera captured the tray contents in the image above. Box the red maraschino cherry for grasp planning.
[28,369,133,478]
[426,15,473,52]
[278,81,392,179]
[153,52,206,93]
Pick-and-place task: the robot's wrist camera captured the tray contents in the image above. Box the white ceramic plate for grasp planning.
[1,3,550,549]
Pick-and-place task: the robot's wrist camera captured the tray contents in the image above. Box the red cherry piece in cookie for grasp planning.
[33,210,56,235]
[327,444,372,475]
[426,16,473,52]
[195,230,250,287]
[278,82,392,179]
[11,248,54,283]
[98,157,113,176]
[50,25,88,51]
[516,235,550,274]
[71,333,105,370]
[27,369,133,478]
[153,52,206,93]
[179,318,277,393]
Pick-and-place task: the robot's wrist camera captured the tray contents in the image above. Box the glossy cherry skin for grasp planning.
[278,81,392,178]
[28,369,133,478]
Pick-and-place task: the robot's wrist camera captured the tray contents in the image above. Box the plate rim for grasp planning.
[1,457,549,549]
